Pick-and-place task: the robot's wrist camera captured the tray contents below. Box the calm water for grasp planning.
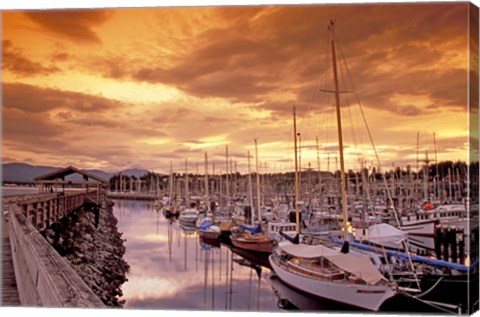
[112,199,284,311]
[1,186,39,197]
[110,200,460,313]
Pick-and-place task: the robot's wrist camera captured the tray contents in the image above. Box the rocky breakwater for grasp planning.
[42,199,130,307]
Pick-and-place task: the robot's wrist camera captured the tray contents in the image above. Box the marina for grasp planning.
[2,2,479,315]
[111,198,477,313]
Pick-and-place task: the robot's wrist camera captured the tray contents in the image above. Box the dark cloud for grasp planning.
[3,108,67,151]
[50,52,70,62]
[3,82,123,113]
[120,3,469,117]
[24,9,113,44]
[3,40,60,76]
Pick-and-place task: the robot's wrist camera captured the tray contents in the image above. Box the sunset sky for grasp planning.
[2,1,478,175]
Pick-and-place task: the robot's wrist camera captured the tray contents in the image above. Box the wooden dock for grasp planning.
[1,214,21,306]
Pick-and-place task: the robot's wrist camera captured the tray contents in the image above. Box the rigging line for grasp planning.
[412,276,444,299]
[299,29,331,159]
[336,40,362,165]
[338,43,421,291]
[305,27,330,135]
[398,289,460,315]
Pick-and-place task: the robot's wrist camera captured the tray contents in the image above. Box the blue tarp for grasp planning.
[199,219,213,230]
[239,224,263,234]
[330,237,472,273]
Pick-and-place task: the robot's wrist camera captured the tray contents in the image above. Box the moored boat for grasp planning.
[269,242,397,311]
[179,206,200,226]
[198,218,221,240]
[230,224,273,253]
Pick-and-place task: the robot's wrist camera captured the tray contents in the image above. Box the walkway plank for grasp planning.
[1,215,21,306]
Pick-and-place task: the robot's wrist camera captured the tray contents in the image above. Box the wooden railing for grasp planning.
[8,208,104,307]
[3,191,105,307]
[4,191,99,231]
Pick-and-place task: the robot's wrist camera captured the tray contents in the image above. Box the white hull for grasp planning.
[179,216,197,226]
[269,256,396,311]
[399,219,437,236]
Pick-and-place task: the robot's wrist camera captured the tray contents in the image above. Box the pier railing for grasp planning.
[4,191,100,231]
[3,191,105,307]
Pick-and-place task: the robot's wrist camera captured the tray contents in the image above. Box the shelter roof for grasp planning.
[33,166,107,183]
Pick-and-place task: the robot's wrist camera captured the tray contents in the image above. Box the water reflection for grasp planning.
[111,199,454,313]
[112,199,278,311]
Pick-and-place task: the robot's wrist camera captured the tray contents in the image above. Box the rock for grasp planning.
[41,202,130,307]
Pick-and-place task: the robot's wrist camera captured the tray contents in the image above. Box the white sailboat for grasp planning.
[268,20,397,311]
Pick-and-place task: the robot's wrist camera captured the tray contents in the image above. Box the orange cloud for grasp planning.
[3,40,61,76]
[24,9,113,44]
[1,3,475,172]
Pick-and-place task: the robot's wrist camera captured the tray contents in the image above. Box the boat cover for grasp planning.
[239,224,263,234]
[279,243,386,285]
[199,219,213,230]
[326,253,386,285]
[367,223,406,249]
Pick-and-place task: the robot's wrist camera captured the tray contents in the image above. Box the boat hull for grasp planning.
[230,234,273,253]
[199,230,221,240]
[269,256,396,311]
[179,216,198,226]
[399,219,437,236]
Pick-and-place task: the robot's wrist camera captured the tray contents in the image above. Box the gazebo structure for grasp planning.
[33,166,107,203]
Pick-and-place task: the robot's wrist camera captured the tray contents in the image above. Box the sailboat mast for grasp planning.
[225,145,230,210]
[205,152,210,212]
[329,20,349,251]
[169,161,173,202]
[316,136,321,197]
[185,158,189,207]
[248,150,254,225]
[293,107,300,234]
[254,138,261,223]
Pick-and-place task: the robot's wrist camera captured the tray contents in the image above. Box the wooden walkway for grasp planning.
[1,215,21,306]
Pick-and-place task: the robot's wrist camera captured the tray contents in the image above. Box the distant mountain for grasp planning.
[2,162,59,184]
[1,162,151,184]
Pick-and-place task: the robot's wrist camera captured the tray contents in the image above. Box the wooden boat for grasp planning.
[230,231,273,253]
[198,220,221,240]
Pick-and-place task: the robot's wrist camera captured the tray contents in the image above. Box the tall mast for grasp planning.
[293,107,300,234]
[248,150,254,225]
[225,145,230,210]
[316,136,322,198]
[185,158,189,207]
[254,138,261,223]
[433,132,439,201]
[416,132,420,204]
[298,133,302,198]
[212,163,216,223]
[169,161,173,202]
[204,152,210,213]
[329,20,349,253]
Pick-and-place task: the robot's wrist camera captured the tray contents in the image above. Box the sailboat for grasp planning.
[230,142,274,254]
[268,20,397,311]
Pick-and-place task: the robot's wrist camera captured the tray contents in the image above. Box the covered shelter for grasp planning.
[33,166,107,202]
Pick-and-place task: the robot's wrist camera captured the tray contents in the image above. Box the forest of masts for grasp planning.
[109,160,478,215]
